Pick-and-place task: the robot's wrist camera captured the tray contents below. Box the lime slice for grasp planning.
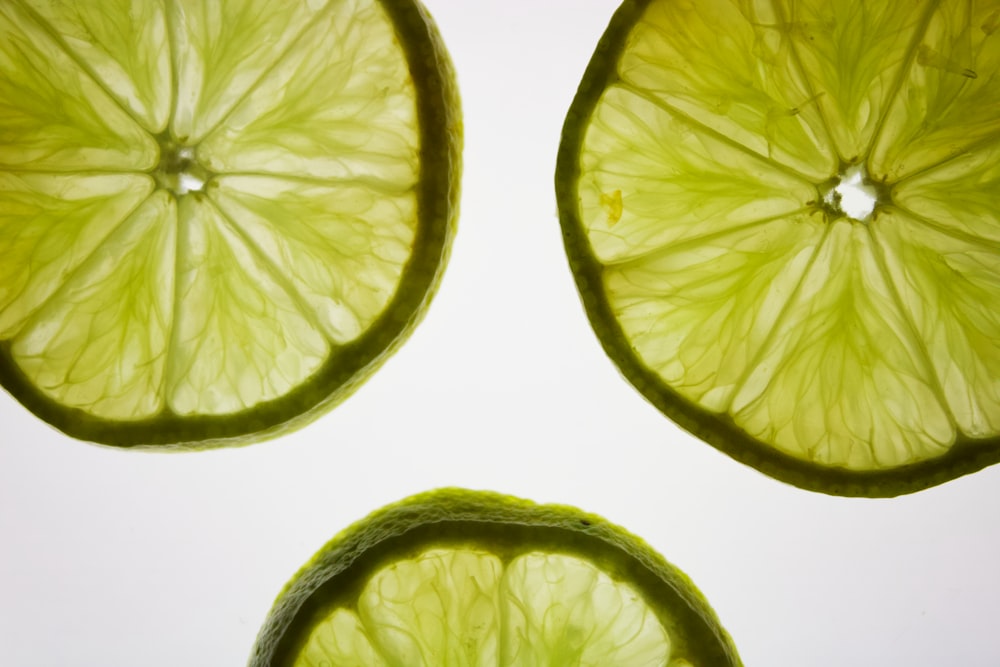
[0,0,460,447]
[249,488,741,666]
[555,0,1000,496]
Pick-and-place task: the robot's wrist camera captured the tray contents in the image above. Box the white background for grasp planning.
[3,1,1000,665]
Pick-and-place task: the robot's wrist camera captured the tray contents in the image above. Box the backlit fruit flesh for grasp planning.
[556,0,1000,496]
[0,0,461,447]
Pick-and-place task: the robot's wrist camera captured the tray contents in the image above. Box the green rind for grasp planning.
[248,488,742,667]
[0,0,461,449]
[554,0,1000,497]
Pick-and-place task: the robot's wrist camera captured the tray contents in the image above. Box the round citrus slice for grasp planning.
[0,0,460,447]
[249,488,742,666]
[556,0,1000,496]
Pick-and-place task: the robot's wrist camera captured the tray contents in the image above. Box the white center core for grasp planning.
[172,147,204,194]
[178,172,205,194]
[832,165,877,220]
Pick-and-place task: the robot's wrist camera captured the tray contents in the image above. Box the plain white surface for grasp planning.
[3,1,1000,665]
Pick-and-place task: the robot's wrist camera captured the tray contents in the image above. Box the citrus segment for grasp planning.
[249,489,741,667]
[557,0,1000,494]
[870,0,1000,181]
[210,176,416,344]
[167,195,328,416]
[892,141,1000,243]
[0,0,459,446]
[875,214,1000,437]
[19,0,172,133]
[296,608,388,667]
[296,550,671,667]
[730,220,953,469]
[605,214,823,413]
[355,549,502,665]
[501,552,671,665]
[769,0,935,163]
[0,1,157,171]
[167,0,333,145]
[198,0,418,185]
[617,0,836,181]
[11,191,175,420]
[0,173,153,338]
[579,85,816,265]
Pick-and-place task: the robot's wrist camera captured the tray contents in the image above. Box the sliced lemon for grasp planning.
[249,488,741,666]
[556,0,1000,495]
[0,0,460,447]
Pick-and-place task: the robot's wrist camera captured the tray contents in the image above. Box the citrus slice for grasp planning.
[555,0,1000,496]
[0,0,460,447]
[249,488,741,666]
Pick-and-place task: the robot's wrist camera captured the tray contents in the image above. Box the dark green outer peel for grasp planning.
[0,0,461,449]
[554,0,1000,497]
[249,488,742,667]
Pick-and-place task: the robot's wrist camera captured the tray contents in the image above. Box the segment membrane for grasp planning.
[167,195,329,416]
[579,85,815,265]
[11,191,175,420]
[197,0,418,185]
[604,214,824,412]
[22,0,172,133]
[876,212,1000,437]
[619,0,837,181]
[0,1,157,170]
[731,220,954,469]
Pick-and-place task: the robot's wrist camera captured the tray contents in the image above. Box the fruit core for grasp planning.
[821,163,880,223]
[154,137,212,196]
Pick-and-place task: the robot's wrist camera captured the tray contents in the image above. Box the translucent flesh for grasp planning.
[875,214,1000,437]
[870,0,1000,181]
[21,0,172,133]
[294,549,673,667]
[577,0,1000,469]
[0,0,423,422]
[729,221,953,469]
[13,191,175,419]
[618,0,837,182]
[0,1,157,170]
[0,173,154,338]
[210,177,417,345]
[167,0,334,145]
[769,0,935,163]
[605,214,824,414]
[892,140,1000,242]
[196,0,419,184]
[579,85,816,266]
[166,195,329,416]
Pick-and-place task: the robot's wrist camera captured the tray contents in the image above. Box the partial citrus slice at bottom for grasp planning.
[0,0,459,447]
[249,489,741,666]
[555,0,1000,495]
